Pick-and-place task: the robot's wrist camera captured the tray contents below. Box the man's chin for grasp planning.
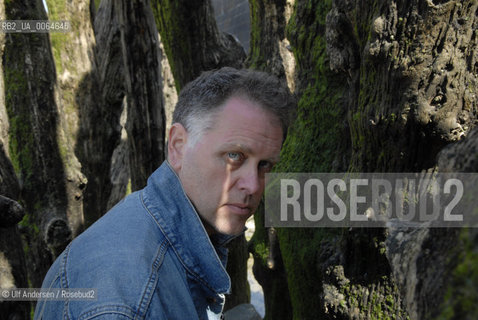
[212,222,246,236]
[200,216,245,236]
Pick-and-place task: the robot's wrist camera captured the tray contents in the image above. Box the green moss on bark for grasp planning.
[248,0,266,70]
[46,0,81,76]
[338,279,409,320]
[256,0,409,318]
[438,228,478,319]
[277,229,338,319]
[271,0,350,318]
[151,0,192,92]
[4,35,34,186]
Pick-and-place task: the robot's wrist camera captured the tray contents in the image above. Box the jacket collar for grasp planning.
[140,161,237,294]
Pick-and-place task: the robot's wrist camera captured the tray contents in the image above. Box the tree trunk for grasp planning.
[0,4,30,319]
[151,0,246,90]
[224,234,250,311]
[0,196,31,319]
[3,0,73,288]
[118,0,165,191]
[45,0,95,237]
[249,0,477,319]
[246,0,296,318]
[435,127,478,319]
[76,0,126,226]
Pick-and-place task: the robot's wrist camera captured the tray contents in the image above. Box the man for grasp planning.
[34,67,295,319]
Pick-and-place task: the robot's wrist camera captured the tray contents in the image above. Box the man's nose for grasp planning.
[237,164,261,195]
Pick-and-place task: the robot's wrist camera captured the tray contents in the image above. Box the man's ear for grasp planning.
[168,123,188,172]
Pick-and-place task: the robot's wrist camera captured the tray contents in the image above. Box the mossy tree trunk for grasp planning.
[436,128,478,320]
[249,0,477,319]
[2,0,169,298]
[0,5,30,316]
[3,0,75,289]
[326,1,477,319]
[247,0,295,319]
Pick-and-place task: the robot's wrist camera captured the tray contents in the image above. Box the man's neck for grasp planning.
[200,216,216,236]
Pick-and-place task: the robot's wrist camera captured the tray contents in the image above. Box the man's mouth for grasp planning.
[225,203,252,215]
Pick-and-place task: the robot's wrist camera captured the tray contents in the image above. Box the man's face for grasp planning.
[169,96,283,235]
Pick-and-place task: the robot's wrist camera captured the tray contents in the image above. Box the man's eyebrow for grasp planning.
[221,143,252,155]
[222,143,281,163]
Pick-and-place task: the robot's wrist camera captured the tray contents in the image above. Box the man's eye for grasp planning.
[259,161,273,172]
[227,152,242,161]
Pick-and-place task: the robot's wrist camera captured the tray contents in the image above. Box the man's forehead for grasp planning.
[216,96,281,126]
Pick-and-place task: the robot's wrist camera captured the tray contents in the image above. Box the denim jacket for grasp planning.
[34,161,236,319]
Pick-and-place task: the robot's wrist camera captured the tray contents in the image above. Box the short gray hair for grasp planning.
[172,67,295,146]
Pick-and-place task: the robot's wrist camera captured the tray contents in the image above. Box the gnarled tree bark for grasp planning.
[118,0,165,191]
[151,0,246,90]
[250,0,477,319]
[76,0,126,226]
[3,0,73,288]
